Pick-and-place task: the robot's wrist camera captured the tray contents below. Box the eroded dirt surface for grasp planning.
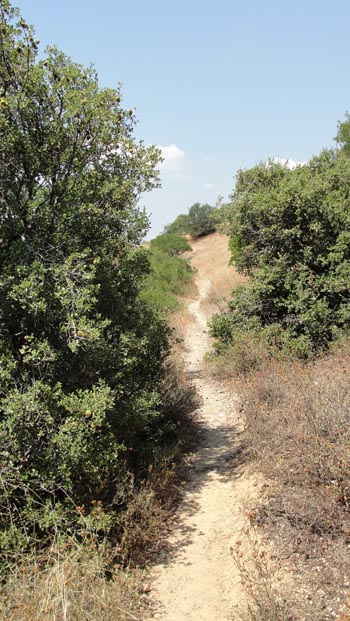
[145,239,263,621]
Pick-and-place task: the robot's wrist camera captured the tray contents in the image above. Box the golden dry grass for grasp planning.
[189,232,247,309]
[1,545,146,621]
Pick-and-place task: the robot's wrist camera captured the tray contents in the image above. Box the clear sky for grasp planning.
[15,0,350,238]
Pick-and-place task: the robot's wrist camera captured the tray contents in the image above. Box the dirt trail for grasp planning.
[147,239,261,621]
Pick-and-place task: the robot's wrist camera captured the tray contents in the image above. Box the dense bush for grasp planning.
[211,148,350,357]
[0,1,189,564]
[187,202,217,238]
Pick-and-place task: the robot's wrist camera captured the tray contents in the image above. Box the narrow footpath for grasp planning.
[147,239,261,621]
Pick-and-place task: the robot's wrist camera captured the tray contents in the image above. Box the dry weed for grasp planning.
[208,334,280,379]
[231,535,299,621]
[236,341,350,620]
[1,542,146,621]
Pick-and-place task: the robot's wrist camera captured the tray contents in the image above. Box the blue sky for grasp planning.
[15,0,350,238]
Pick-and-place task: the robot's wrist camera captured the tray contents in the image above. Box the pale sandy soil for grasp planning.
[146,235,263,621]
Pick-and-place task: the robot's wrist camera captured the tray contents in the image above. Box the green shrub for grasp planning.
[211,147,350,359]
[150,233,191,256]
[0,1,193,568]
[142,234,193,312]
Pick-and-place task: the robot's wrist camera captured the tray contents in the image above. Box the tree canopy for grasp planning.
[335,111,350,156]
[163,202,218,239]
[187,202,217,238]
[0,0,173,556]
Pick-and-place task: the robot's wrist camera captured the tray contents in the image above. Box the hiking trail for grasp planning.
[146,236,260,621]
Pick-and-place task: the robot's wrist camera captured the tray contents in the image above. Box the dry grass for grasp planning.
[1,543,146,621]
[233,341,350,620]
[0,463,180,621]
[0,425,198,621]
[189,232,247,312]
[208,332,283,379]
[167,230,350,620]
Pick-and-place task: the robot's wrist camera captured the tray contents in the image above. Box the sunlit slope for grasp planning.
[189,232,247,306]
